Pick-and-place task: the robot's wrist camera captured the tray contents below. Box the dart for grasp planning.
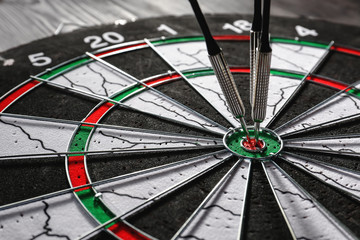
[252,0,272,142]
[189,0,250,140]
[250,0,262,107]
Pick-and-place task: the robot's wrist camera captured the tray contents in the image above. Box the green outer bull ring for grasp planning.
[223,126,283,160]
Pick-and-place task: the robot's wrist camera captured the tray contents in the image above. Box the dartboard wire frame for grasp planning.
[0,65,355,161]
[283,134,360,157]
[261,159,356,240]
[76,149,234,240]
[0,58,358,240]
[0,34,359,240]
[0,63,354,161]
[278,150,360,196]
[169,158,251,240]
[0,112,223,161]
[264,40,334,128]
[84,50,228,135]
[275,79,360,137]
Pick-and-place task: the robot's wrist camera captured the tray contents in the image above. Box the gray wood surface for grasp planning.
[0,0,359,52]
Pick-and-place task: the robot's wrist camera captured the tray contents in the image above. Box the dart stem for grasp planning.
[239,117,251,142]
[254,122,260,142]
[251,0,262,32]
[188,0,220,55]
[259,0,271,53]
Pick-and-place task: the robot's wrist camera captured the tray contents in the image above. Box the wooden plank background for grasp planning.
[0,0,359,52]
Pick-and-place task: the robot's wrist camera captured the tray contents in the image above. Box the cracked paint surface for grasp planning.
[281,153,360,201]
[156,42,211,71]
[276,92,360,136]
[0,116,76,158]
[0,193,97,240]
[124,90,226,134]
[284,136,360,156]
[88,127,222,151]
[263,161,356,240]
[187,74,240,127]
[94,151,232,216]
[271,43,326,73]
[263,75,301,126]
[177,160,250,240]
[52,62,133,97]
[157,42,326,75]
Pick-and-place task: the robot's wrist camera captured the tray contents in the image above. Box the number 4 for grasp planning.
[295,25,318,37]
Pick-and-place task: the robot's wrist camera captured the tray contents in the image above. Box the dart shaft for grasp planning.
[252,51,271,122]
[254,122,260,140]
[250,30,261,106]
[209,51,246,118]
[189,0,220,55]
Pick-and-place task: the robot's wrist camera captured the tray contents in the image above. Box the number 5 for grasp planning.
[28,52,52,67]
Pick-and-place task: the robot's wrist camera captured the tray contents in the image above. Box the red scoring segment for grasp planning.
[84,102,115,125]
[331,46,360,57]
[229,67,250,73]
[214,35,250,41]
[306,75,349,91]
[68,155,90,191]
[145,73,181,86]
[108,222,151,240]
[0,80,40,112]
[95,43,147,57]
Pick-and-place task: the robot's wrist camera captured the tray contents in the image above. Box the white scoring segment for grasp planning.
[284,135,360,156]
[0,193,97,240]
[187,74,240,127]
[175,160,250,240]
[264,75,301,126]
[123,89,227,134]
[280,152,360,201]
[88,127,223,151]
[0,116,76,158]
[186,74,302,128]
[276,90,360,136]
[156,41,326,74]
[271,43,327,73]
[51,61,134,97]
[263,161,357,240]
[94,151,232,217]
[155,42,211,71]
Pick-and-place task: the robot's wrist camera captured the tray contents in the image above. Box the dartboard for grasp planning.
[0,15,359,240]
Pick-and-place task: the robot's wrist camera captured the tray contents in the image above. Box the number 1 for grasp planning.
[157,24,178,35]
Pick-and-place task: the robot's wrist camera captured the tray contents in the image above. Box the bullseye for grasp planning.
[241,138,266,152]
[223,127,283,160]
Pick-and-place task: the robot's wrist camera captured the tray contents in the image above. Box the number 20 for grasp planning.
[84,32,125,49]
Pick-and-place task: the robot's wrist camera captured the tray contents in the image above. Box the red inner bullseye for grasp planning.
[242,138,265,151]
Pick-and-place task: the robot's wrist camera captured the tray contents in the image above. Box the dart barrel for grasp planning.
[209,51,246,118]
[252,51,272,122]
[250,30,261,106]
